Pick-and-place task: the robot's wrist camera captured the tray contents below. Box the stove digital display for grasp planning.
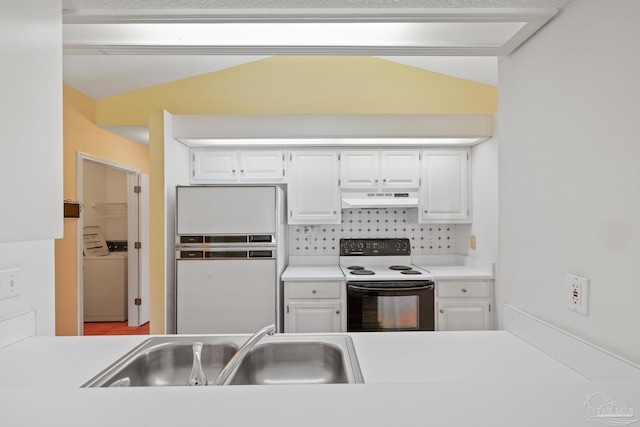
[367,241,386,250]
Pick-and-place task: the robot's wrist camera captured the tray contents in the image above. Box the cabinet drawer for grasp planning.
[286,281,342,299]
[437,281,490,298]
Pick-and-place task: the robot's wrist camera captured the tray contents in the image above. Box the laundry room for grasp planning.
[81,160,131,334]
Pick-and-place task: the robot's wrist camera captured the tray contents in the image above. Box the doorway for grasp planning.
[77,153,150,336]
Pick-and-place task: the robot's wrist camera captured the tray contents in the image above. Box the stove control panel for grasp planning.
[340,238,411,256]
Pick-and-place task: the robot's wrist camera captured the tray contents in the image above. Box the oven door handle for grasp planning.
[347,284,434,292]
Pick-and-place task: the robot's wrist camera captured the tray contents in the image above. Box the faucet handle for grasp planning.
[188,342,208,386]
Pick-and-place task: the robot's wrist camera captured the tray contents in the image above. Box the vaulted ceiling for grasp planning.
[61,0,572,100]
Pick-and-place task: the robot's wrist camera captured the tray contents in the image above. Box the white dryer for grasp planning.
[83,226,128,322]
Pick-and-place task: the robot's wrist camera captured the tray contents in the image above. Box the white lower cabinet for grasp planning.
[436,280,492,331]
[284,281,345,333]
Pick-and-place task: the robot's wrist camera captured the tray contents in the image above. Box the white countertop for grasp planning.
[282,263,492,281]
[281,265,345,281]
[1,331,638,426]
[417,264,493,280]
[0,331,585,389]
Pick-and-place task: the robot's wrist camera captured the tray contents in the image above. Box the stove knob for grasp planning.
[356,242,364,250]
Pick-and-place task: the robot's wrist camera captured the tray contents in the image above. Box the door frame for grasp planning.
[76,152,149,334]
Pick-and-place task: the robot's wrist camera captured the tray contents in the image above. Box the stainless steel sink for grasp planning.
[82,334,364,387]
[226,336,364,385]
[81,337,238,387]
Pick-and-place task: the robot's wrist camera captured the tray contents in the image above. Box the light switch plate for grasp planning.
[0,268,21,300]
[567,274,589,315]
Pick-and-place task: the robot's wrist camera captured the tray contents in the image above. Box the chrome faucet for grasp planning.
[211,324,276,386]
[187,342,207,386]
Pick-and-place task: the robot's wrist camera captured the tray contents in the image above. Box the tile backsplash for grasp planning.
[289,209,456,256]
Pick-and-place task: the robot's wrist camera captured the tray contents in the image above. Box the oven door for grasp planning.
[347,281,435,332]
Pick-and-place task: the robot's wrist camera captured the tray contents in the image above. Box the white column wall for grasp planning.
[498,0,640,363]
[0,0,61,338]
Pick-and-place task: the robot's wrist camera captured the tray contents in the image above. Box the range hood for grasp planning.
[341,191,420,209]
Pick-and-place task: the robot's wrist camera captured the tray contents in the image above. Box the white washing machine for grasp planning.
[83,226,128,322]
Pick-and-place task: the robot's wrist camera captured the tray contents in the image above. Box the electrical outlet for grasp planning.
[428,236,435,247]
[567,274,589,315]
[0,268,20,301]
[470,236,477,250]
[303,225,317,243]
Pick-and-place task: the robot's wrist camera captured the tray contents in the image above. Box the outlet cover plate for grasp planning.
[567,273,589,315]
[0,268,20,301]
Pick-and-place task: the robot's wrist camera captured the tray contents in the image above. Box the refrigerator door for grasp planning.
[176,186,277,235]
[176,259,276,334]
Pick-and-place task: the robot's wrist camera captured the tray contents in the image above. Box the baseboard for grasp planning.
[503,304,640,381]
[0,310,36,349]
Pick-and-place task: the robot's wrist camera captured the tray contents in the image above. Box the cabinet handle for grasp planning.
[312,289,317,294]
[232,169,236,173]
[383,179,387,182]
[240,169,244,174]
[439,309,444,314]
[462,288,468,293]
[333,210,337,214]
[336,310,340,315]
[375,179,378,183]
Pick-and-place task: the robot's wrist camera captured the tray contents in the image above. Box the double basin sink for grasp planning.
[82,334,364,387]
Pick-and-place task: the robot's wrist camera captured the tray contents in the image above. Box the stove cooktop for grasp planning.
[339,238,433,281]
[340,263,432,281]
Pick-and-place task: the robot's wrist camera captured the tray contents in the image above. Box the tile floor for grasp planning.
[84,321,149,336]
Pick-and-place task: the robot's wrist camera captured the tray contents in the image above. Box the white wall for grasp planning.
[0,0,61,338]
[498,0,640,363]
[163,111,192,334]
[456,135,499,263]
[0,0,62,243]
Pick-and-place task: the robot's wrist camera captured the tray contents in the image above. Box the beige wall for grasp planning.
[96,56,497,126]
[55,85,149,336]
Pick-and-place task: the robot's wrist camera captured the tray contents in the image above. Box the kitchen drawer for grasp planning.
[437,281,490,298]
[286,281,342,299]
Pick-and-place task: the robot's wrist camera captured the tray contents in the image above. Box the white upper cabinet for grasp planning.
[192,150,238,182]
[288,150,341,224]
[419,149,471,223]
[239,150,286,182]
[191,149,285,183]
[340,151,379,188]
[340,150,420,190]
[380,150,421,188]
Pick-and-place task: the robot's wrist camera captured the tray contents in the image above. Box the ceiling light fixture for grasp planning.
[63,8,557,56]
[176,137,489,148]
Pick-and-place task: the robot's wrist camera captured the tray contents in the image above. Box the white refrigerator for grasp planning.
[175,185,286,334]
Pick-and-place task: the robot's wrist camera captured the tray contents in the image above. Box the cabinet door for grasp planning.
[420,149,470,223]
[192,150,238,183]
[285,300,342,333]
[288,151,340,224]
[239,150,285,182]
[380,150,420,188]
[437,300,490,331]
[340,150,379,189]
